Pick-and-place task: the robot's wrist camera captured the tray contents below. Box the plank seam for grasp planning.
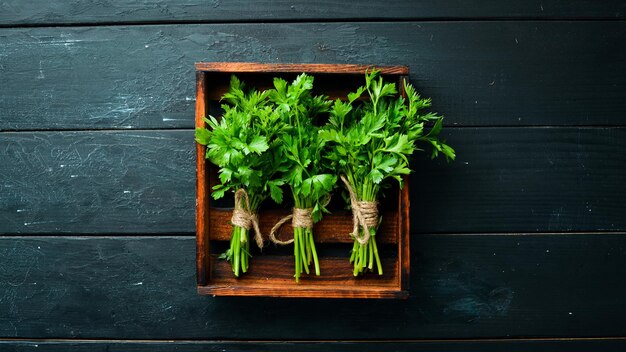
[3,125,626,134]
[1,231,626,238]
[2,337,626,343]
[0,17,625,29]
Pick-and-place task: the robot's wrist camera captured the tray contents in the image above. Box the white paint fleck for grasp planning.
[540,4,544,11]
[123,190,131,194]
[185,96,194,101]
[569,312,573,315]
[60,164,65,168]
[24,221,54,226]
[37,246,41,249]
[41,39,83,46]
[70,175,78,178]
[515,38,519,44]
[464,161,469,165]
[16,209,25,212]
[112,107,137,113]
[132,282,143,286]
[37,61,45,79]
[546,249,550,253]
[145,44,150,48]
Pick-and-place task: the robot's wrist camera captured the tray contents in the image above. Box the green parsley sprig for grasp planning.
[320,69,455,276]
[195,75,287,277]
[269,73,336,282]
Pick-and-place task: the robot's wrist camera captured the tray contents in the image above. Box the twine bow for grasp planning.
[268,207,313,245]
[231,188,264,249]
[340,175,378,245]
[268,193,333,246]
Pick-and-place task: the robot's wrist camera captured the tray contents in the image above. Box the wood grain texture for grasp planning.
[200,255,404,299]
[1,22,625,130]
[1,0,624,25]
[2,339,626,352]
[1,234,626,339]
[0,130,195,234]
[206,208,398,243]
[196,62,408,74]
[195,71,210,285]
[411,127,626,233]
[2,128,625,235]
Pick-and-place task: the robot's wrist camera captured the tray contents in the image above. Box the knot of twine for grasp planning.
[231,188,264,249]
[340,175,379,245]
[268,207,313,245]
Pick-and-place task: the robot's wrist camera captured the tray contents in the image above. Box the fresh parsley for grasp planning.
[195,75,287,277]
[269,73,335,282]
[320,69,455,276]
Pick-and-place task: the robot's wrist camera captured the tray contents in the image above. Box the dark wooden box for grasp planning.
[195,62,410,299]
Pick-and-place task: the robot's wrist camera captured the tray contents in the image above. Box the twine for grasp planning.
[340,175,379,245]
[268,207,313,245]
[292,208,314,229]
[231,188,264,249]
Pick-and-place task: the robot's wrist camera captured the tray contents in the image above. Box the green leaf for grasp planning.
[348,86,366,103]
[368,169,384,184]
[379,82,397,98]
[385,134,413,155]
[376,156,397,174]
[195,128,211,145]
[426,117,443,137]
[301,177,313,197]
[211,184,229,200]
[248,135,269,154]
[310,174,336,193]
[218,168,233,184]
[268,180,284,203]
[218,249,231,260]
[442,143,456,161]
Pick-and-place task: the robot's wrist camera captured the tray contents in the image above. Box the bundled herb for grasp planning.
[268,73,335,282]
[320,69,455,276]
[195,76,286,277]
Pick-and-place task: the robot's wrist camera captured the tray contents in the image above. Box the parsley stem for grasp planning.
[305,230,312,264]
[367,237,374,270]
[372,233,383,275]
[233,227,240,277]
[294,229,300,282]
[299,230,310,275]
[309,229,321,276]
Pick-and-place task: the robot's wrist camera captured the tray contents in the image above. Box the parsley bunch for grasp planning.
[195,76,286,277]
[269,74,335,282]
[320,70,455,276]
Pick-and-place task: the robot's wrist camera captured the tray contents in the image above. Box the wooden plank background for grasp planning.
[1,1,625,350]
[1,0,624,25]
[1,23,625,130]
[1,235,625,339]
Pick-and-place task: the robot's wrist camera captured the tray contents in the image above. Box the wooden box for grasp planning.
[195,62,410,299]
